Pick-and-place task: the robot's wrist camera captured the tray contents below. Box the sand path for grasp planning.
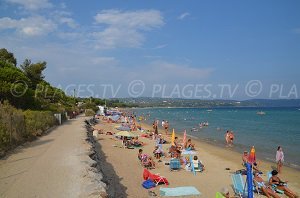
[0,116,89,198]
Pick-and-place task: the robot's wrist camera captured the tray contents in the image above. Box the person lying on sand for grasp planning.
[269,170,298,198]
[130,137,143,147]
[253,172,280,198]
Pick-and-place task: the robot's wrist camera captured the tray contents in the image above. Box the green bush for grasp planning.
[85,109,95,116]
[0,101,57,153]
[23,110,56,137]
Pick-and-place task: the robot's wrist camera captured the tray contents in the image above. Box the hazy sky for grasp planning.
[0,0,299,99]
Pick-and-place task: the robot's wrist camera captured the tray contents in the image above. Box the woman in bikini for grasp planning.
[269,170,298,198]
[254,172,280,198]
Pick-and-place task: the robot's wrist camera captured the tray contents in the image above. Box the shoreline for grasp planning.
[186,133,300,171]
[140,122,300,191]
[93,118,300,197]
[143,121,300,172]
[136,111,300,171]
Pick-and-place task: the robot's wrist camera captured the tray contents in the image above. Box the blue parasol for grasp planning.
[246,163,253,198]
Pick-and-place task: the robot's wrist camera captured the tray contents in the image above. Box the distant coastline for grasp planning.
[118,98,300,108]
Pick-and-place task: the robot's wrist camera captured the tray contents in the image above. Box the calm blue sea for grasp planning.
[134,107,300,169]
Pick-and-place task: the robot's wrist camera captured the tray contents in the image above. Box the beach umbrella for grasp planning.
[183,130,187,145]
[171,129,175,146]
[115,131,137,138]
[248,146,256,164]
[246,163,254,198]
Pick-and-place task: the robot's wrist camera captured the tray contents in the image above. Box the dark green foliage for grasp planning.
[0,48,17,66]
[20,59,47,88]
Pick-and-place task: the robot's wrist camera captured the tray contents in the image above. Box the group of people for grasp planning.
[240,146,298,198]
[152,119,169,135]
[254,170,298,198]
[136,126,205,174]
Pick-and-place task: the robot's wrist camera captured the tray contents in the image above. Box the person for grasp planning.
[164,121,169,135]
[253,172,280,198]
[242,151,249,166]
[162,120,165,128]
[269,170,298,198]
[192,156,205,171]
[131,137,143,147]
[146,156,156,169]
[228,131,234,146]
[153,120,158,135]
[169,145,177,158]
[153,145,163,162]
[138,149,143,161]
[253,162,263,174]
[184,139,195,150]
[276,146,284,173]
[174,136,179,148]
[225,131,230,146]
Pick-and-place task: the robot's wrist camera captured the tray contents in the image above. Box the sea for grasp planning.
[133,107,300,169]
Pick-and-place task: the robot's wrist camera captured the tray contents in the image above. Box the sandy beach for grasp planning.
[95,119,300,197]
[0,115,299,198]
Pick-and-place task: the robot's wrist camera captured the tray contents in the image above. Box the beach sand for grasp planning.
[95,120,300,197]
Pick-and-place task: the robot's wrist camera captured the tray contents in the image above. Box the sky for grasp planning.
[0,0,299,100]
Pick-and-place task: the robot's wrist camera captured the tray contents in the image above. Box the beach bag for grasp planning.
[142,179,156,189]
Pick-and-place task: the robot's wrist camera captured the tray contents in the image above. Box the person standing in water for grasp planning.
[225,131,230,146]
[276,146,284,173]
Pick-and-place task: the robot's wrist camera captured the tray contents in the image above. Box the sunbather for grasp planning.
[184,139,195,150]
[146,156,156,169]
[131,137,143,147]
[153,145,163,162]
[192,156,205,171]
[253,172,280,198]
[269,170,298,198]
[138,149,143,161]
[242,151,249,166]
[169,145,177,158]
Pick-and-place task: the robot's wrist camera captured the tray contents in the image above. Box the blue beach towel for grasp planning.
[182,150,197,155]
[160,186,201,196]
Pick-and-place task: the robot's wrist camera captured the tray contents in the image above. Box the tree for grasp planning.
[20,59,47,88]
[0,48,17,66]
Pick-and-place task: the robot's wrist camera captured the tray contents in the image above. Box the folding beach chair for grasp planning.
[143,169,169,186]
[231,173,248,198]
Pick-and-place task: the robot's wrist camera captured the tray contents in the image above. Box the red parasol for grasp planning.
[248,146,256,164]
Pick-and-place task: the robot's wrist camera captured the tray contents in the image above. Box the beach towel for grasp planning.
[181,150,197,155]
[160,186,201,196]
[142,179,156,189]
